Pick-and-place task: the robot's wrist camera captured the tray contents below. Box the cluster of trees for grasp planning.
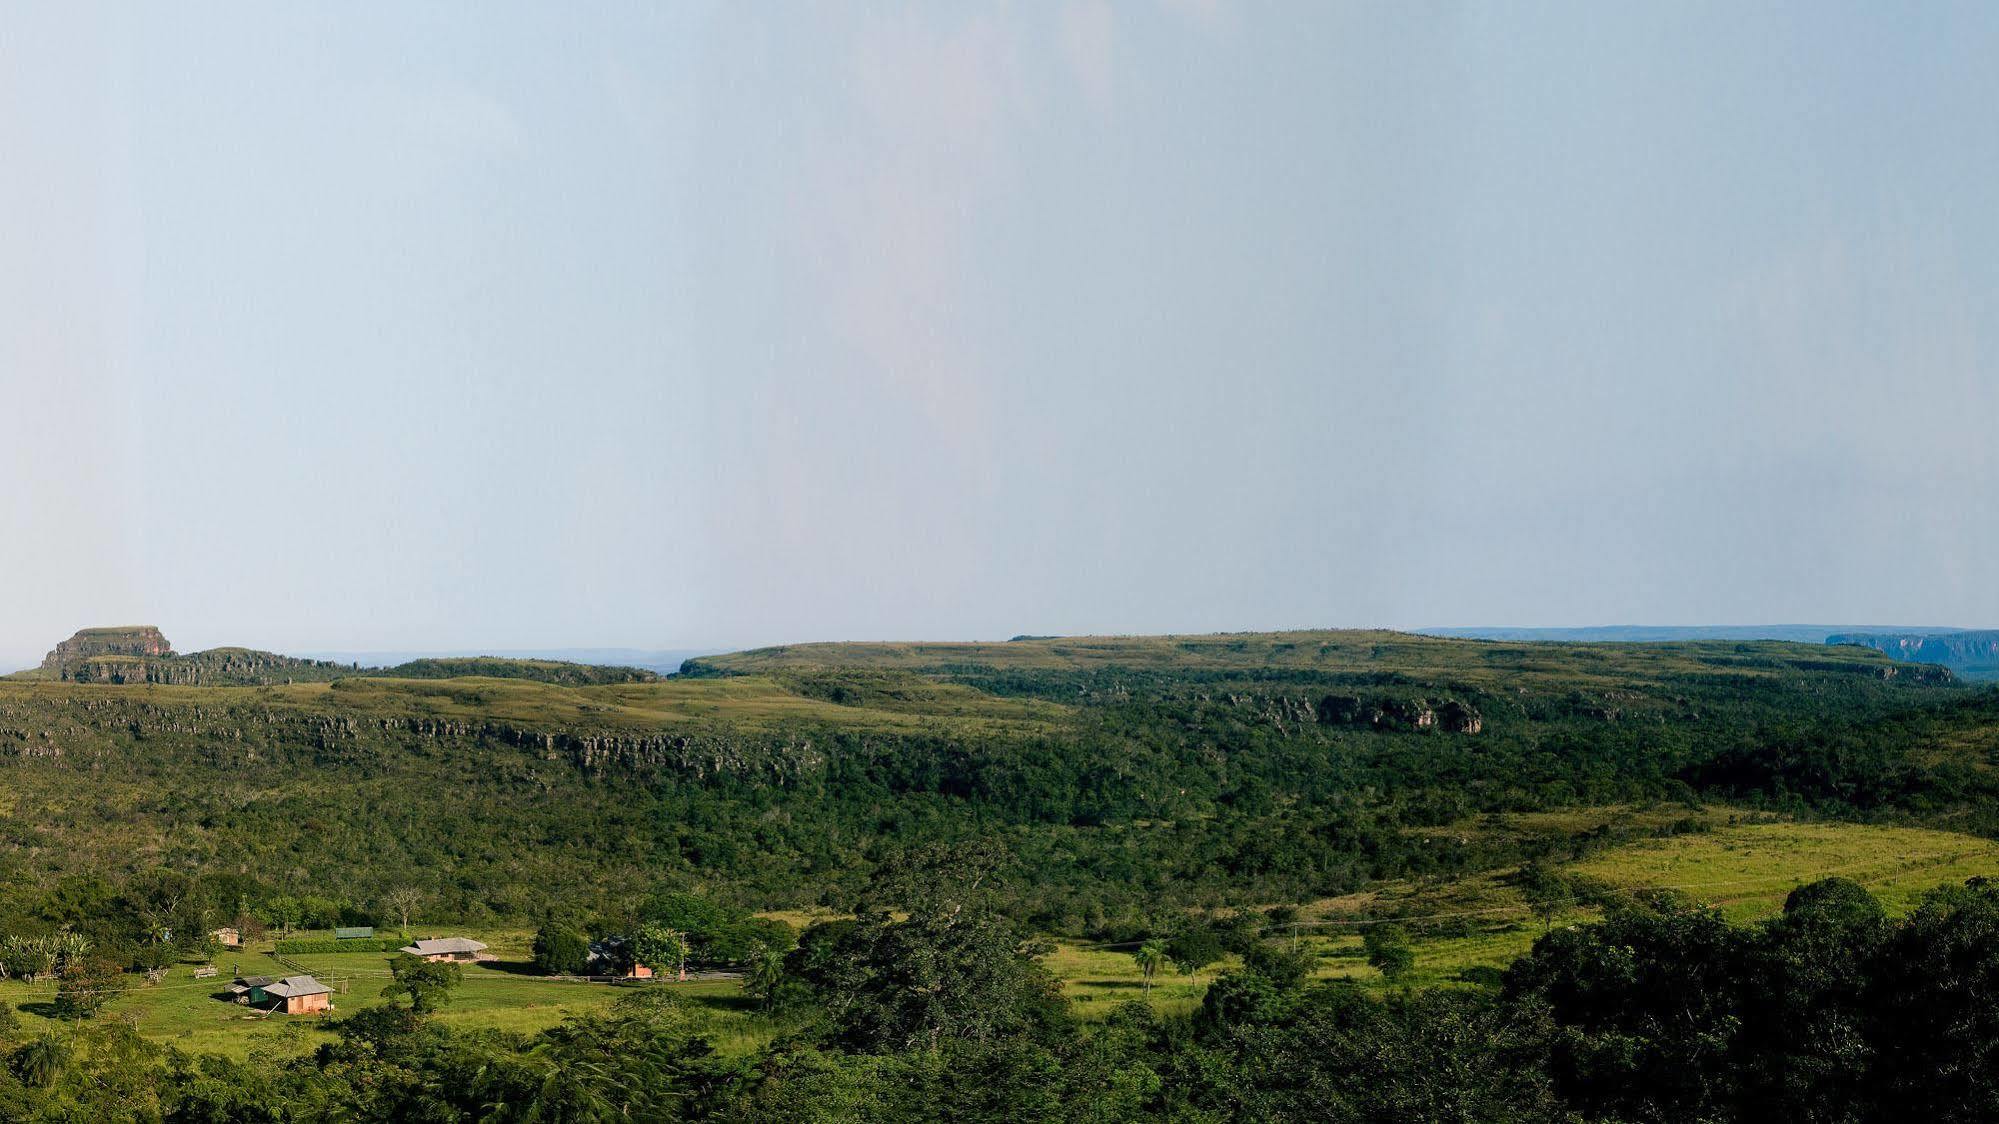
[15,870,1999,1119]
[0,870,429,975]
[532,892,798,979]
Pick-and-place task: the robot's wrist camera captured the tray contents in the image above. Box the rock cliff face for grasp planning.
[42,627,174,672]
[1827,633,1999,681]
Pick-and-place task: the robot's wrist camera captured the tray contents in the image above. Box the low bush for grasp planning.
[272,936,409,955]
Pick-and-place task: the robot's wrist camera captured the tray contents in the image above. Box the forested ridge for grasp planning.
[5,630,1999,1119]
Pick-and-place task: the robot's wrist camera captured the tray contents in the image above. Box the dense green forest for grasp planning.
[5,630,1999,1118]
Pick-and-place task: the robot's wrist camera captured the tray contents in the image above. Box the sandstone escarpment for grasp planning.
[42,626,173,672]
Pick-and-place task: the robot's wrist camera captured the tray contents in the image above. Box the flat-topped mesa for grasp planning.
[42,626,174,672]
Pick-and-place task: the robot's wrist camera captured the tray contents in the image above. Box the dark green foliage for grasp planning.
[369,657,659,685]
[1165,926,1226,976]
[518,991,730,1119]
[1785,875,1887,927]
[1183,982,1565,1123]
[789,846,1067,1054]
[380,953,461,1015]
[531,923,590,976]
[271,936,407,955]
[640,891,791,964]
[10,1035,64,1089]
[1505,894,1749,1120]
[53,956,122,1020]
[1363,924,1415,980]
[1243,940,1317,990]
[1866,880,1999,1122]
[1512,861,1570,930]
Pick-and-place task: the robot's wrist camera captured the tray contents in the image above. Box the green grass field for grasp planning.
[0,928,764,1061]
[1050,814,1999,1001]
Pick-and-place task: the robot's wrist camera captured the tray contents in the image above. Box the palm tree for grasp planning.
[17,1034,65,1088]
[1133,940,1169,995]
[746,944,785,1012]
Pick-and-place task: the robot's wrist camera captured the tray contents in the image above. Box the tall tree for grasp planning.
[381,887,424,936]
[532,923,591,976]
[54,957,122,1020]
[380,953,462,1016]
[635,924,691,982]
[1133,941,1169,995]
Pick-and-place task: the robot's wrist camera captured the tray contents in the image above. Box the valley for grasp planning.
[6,626,1999,1119]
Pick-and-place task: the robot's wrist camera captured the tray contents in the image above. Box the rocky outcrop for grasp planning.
[1828,633,1994,680]
[42,626,173,672]
[1316,694,1483,733]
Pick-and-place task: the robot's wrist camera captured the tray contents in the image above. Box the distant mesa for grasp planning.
[26,626,661,687]
[43,625,174,671]
[37,625,350,686]
[42,625,180,683]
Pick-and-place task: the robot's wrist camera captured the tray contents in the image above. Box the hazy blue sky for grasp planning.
[5,2,1998,666]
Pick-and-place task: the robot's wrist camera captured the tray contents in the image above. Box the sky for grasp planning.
[4,2,1999,667]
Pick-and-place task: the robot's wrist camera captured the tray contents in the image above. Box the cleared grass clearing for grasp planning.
[1050,816,1999,1005]
[1569,820,1999,921]
[1042,941,1238,1020]
[0,929,764,1062]
[1377,820,1999,986]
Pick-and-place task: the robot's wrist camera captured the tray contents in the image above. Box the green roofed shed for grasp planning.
[335,926,375,940]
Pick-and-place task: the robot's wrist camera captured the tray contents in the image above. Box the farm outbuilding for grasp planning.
[227,975,276,1002]
[263,975,333,1014]
[400,937,487,962]
[229,974,331,1014]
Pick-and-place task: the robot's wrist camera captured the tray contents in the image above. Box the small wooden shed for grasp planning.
[263,975,333,1015]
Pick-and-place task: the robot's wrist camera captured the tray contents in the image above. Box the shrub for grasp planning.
[272,937,407,955]
[533,924,590,975]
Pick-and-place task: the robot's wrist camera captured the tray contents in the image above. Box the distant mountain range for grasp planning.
[1422,625,1999,681]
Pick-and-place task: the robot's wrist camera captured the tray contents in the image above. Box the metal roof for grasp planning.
[263,975,330,999]
[401,937,487,956]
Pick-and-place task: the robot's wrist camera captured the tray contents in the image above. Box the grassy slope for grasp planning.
[1049,813,1999,1007]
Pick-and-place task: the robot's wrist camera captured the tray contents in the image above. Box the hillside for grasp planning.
[8,628,1999,1118]
[682,627,1950,684]
[0,629,1987,929]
